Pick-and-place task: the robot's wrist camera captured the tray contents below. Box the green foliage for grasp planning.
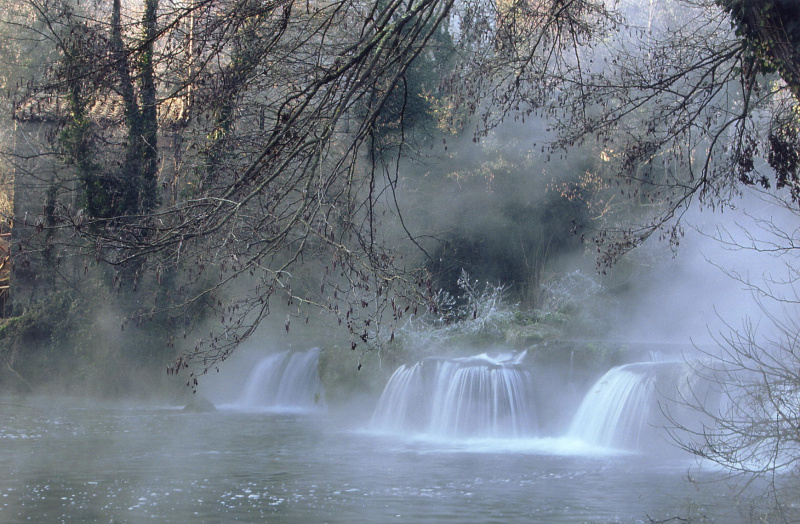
[0,291,89,392]
[767,114,800,201]
[721,0,800,92]
[318,345,399,404]
[504,322,563,347]
[370,12,456,144]
[58,97,132,220]
[0,282,185,398]
[421,143,592,305]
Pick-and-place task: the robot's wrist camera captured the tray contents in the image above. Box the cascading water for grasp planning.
[370,351,537,438]
[567,363,656,450]
[233,348,325,411]
[567,361,699,450]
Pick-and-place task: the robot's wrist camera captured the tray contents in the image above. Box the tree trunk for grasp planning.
[111,0,144,216]
[140,0,159,213]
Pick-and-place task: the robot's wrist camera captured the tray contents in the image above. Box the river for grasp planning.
[0,396,764,523]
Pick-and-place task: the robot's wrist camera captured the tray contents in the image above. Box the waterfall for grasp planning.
[568,364,655,449]
[235,348,325,411]
[567,361,697,450]
[370,351,537,438]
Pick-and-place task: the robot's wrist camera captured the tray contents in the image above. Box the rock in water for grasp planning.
[183,396,217,413]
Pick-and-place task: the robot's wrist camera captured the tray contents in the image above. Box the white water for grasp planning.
[566,361,709,451]
[227,348,325,412]
[370,353,710,456]
[567,363,657,449]
[371,351,537,438]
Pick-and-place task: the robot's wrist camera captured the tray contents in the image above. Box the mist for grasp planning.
[2,90,792,522]
[0,114,787,524]
[2,0,799,520]
[606,189,800,355]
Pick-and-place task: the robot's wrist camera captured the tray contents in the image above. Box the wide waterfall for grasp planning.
[568,361,699,450]
[370,351,537,438]
[233,348,325,411]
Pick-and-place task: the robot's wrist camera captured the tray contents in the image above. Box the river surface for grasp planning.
[0,398,768,523]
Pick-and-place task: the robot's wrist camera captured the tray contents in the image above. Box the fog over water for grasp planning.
[1,401,759,523]
[4,185,795,522]
[2,131,795,521]
[0,357,769,523]
[4,0,800,519]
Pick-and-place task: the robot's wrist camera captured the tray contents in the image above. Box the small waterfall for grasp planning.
[370,351,537,438]
[235,348,325,411]
[567,361,698,450]
[568,364,656,449]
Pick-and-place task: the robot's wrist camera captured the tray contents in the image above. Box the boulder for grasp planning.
[505,323,562,347]
[182,395,217,413]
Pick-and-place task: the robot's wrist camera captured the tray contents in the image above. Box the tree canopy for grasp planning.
[3,0,799,377]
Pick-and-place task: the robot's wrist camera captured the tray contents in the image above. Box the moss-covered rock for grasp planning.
[183,395,217,412]
[318,345,397,405]
[505,322,563,347]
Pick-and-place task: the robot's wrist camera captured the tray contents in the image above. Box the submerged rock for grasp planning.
[183,396,217,413]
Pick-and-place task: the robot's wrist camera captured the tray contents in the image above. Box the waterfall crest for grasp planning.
[234,348,325,412]
[568,363,656,449]
[568,361,700,450]
[370,352,537,438]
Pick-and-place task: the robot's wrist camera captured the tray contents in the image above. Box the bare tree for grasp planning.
[6,0,620,382]
[10,0,798,383]
[647,191,800,520]
[429,2,800,513]
[441,0,800,270]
